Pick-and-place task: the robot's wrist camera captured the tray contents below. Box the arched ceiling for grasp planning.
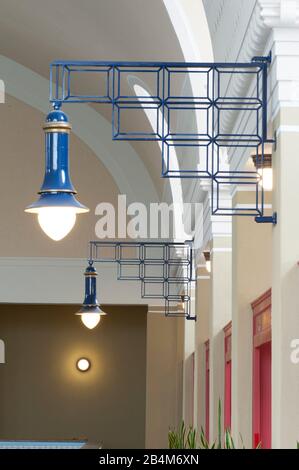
[0,0,184,70]
[0,0,186,200]
[0,0,213,204]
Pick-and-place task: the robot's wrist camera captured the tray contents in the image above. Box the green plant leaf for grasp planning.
[199,427,209,449]
[224,429,235,449]
[187,428,197,449]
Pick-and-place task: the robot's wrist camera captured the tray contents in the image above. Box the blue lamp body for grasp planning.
[76,265,107,315]
[41,132,74,192]
[25,109,88,213]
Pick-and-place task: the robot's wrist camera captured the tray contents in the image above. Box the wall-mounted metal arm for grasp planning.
[84,240,196,320]
[49,56,275,224]
[255,212,277,225]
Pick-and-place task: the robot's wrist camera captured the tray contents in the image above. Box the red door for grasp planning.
[223,322,232,430]
[205,340,210,441]
[251,289,271,449]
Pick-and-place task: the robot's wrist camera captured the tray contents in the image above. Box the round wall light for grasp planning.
[76,357,91,372]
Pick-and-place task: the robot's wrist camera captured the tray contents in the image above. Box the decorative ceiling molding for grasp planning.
[203,1,270,136]
[203,0,258,62]
[203,0,299,150]
[259,0,299,27]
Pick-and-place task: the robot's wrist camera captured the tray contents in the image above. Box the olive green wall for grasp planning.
[145,314,184,448]
[0,304,147,449]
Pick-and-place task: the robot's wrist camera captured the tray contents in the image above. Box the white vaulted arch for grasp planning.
[162,1,214,209]
[163,0,213,62]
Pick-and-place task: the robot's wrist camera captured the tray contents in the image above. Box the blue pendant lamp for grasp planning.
[76,263,107,329]
[25,106,89,240]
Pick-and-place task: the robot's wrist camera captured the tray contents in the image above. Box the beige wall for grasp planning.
[0,304,147,449]
[145,314,184,449]
[271,108,299,448]
[195,195,271,446]
[208,236,232,440]
[0,96,119,258]
[231,191,272,447]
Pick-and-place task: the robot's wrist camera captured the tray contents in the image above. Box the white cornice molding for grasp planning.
[193,189,232,266]
[0,257,148,305]
[259,0,299,27]
[204,1,299,173]
[204,1,299,136]
[203,1,271,137]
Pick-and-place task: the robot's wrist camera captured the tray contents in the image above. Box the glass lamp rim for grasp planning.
[25,206,89,214]
[25,191,89,214]
[75,306,107,316]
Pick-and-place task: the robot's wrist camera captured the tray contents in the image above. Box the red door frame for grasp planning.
[251,289,271,449]
[223,322,232,431]
[205,340,210,441]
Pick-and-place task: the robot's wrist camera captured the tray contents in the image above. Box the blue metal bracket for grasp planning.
[272,130,277,152]
[49,56,276,223]
[86,240,196,320]
[255,212,277,225]
[251,51,272,65]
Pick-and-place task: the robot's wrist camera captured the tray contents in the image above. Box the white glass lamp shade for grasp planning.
[81,313,101,330]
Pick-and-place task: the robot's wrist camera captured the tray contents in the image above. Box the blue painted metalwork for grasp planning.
[41,110,75,193]
[76,263,107,316]
[82,240,196,320]
[49,56,275,223]
[255,212,277,225]
[25,109,88,214]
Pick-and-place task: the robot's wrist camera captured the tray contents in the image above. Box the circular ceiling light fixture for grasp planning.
[76,357,91,372]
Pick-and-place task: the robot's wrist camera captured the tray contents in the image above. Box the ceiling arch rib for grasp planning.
[161,0,214,207]
[163,0,213,62]
[0,55,159,205]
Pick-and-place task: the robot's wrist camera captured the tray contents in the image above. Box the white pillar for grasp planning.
[209,231,232,441]
[194,258,211,432]
[198,191,233,441]
[270,25,299,448]
[182,286,196,427]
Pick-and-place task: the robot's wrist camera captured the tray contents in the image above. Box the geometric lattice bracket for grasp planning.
[87,240,196,320]
[50,55,275,223]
